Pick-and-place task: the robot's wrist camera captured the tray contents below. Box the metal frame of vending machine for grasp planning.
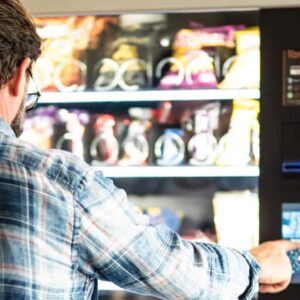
[260,7,300,300]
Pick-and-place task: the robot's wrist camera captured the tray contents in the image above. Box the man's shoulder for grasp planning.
[0,134,93,194]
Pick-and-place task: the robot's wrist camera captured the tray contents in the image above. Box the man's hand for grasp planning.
[249,240,300,293]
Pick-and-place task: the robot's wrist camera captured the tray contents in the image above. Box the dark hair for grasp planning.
[0,0,41,88]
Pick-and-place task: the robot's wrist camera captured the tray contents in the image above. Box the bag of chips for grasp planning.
[219,27,260,89]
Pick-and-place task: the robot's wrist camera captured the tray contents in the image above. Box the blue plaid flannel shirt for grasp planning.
[0,117,260,299]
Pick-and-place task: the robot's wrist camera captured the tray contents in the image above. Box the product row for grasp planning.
[33,15,260,93]
[123,190,259,251]
[21,99,260,167]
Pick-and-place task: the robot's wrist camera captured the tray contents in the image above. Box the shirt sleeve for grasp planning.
[75,170,260,300]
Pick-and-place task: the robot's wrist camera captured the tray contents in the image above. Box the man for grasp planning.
[0,0,298,299]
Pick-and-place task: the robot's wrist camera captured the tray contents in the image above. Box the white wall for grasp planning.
[22,0,300,15]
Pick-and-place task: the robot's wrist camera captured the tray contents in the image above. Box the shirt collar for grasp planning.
[0,117,16,137]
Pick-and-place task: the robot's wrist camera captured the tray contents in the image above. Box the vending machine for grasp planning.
[260,7,300,300]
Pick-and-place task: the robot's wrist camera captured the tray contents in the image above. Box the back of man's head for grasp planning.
[0,0,41,88]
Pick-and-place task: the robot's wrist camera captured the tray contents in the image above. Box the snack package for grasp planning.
[158,50,218,89]
[94,47,148,91]
[219,27,260,89]
[34,16,118,92]
[216,99,259,166]
[154,128,185,166]
[118,119,152,166]
[184,103,220,165]
[21,106,58,149]
[158,25,245,89]
[94,14,168,91]
[172,25,241,52]
[235,27,260,55]
[55,109,90,160]
[213,191,259,250]
[90,114,119,166]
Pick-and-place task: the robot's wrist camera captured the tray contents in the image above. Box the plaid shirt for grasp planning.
[0,117,260,299]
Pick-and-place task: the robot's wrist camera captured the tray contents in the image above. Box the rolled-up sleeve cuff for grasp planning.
[239,251,261,299]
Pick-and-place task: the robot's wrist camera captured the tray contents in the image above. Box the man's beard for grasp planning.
[11,96,26,137]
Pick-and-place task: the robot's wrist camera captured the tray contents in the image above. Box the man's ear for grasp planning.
[8,57,31,97]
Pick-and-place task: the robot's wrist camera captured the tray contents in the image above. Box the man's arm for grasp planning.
[73,170,292,299]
